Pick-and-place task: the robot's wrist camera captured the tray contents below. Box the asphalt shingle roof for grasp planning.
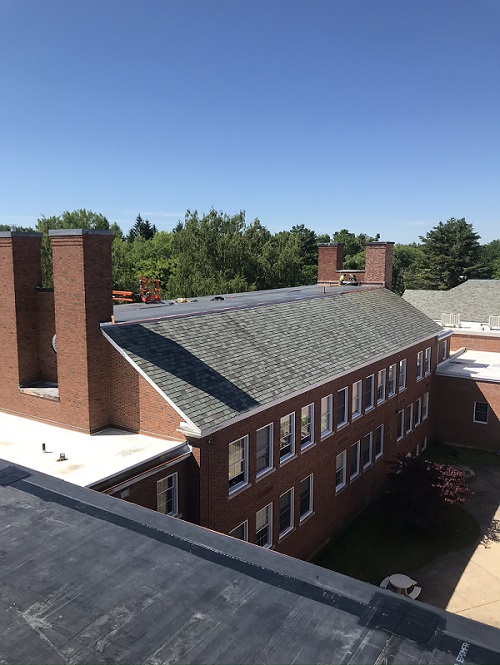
[403,280,500,323]
[105,288,441,431]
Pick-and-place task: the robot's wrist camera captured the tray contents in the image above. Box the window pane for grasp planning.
[256,504,271,547]
[375,425,383,458]
[337,388,347,426]
[321,395,332,436]
[362,433,372,468]
[350,441,360,478]
[335,451,346,489]
[365,375,374,409]
[299,476,312,518]
[301,404,313,447]
[474,402,488,423]
[229,438,246,489]
[280,414,294,459]
[229,522,247,540]
[256,424,272,473]
[279,490,293,534]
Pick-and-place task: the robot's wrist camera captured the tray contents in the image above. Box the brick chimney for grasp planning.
[364,242,394,289]
[317,243,344,283]
[50,229,114,432]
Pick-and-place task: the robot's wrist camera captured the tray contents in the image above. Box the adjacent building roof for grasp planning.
[103,288,442,432]
[403,280,500,325]
[1,459,499,665]
[436,349,500,384]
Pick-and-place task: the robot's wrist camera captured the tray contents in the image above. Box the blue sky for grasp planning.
[1,0,499,244]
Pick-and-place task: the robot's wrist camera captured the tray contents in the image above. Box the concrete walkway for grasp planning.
[415,465,500,629]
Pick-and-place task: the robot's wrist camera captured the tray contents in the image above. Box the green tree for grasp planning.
[331,229,381,269]
[0,224,35,232]
[127,214,157,242]
[418,218,481,290]
[477,239,500,279]
[392,243,424,294]
[290,224,319,284]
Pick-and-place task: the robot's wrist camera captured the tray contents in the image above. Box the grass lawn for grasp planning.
[423,442,500,467]
[312,500,480,586]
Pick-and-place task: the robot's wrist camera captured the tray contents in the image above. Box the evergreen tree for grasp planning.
[127,214,157,242]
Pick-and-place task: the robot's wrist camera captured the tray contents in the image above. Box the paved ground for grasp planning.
[415,465,500,629]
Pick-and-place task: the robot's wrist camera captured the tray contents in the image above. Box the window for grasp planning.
[229,521,248,541]
[375,424,384,459]
[350,441,360,479]
[441,340,448,363]
[352,380,362,419]
[279,489,294,537]
[397,410,404,441]
[335,451,347,491]
[299,475,313,521]
[301,404,314,449]
[421,436,427,451]
[388,364,396,397]
[405,404,413,434]
[377,368,386,404]
[416,351,424,380]
[365,374,374,411]
[229,436,248,492]
[414,398,422,427]
[320,395,333,439]
[425,347,431,375]
[362,432,372,469]
[474,402,488,424]
[280,413,295,461]
[256,424,273,476]
[256,504,272,548]
[337,387,348,427]
[422,392,429,421]
[157,473,178,515]
[399,359,407,390]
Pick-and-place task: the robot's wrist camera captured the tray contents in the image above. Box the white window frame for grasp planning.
[417,350,424,380]
[229,521,248,541]
[256,503,273,548]
[375,424,384,459]
[397,410,404,441]
[388,363,396,398]
[421,436,427,451]
[365,374,374,411]
[362,432,373,469]
[278,488,294,539]
[256,423,273,478]
[349,440,360,480]
[335,450,347,491]
[300,403,314,449]
[424,347,432,375]
[377,368,386,404]
[279,413,295,463]
[422,392,429,421]
[157,472,178,516]
[337,387,348,428]
[473,401,488,424]
[441,340,448,363]
[405,404,413,434]
[299,475,313,522]
[352,380,362,420]
[414,397,422,427]
[228,436,248,494]
[320,394,333,439]
[399,359,407,391]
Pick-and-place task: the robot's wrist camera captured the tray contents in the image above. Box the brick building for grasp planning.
[1,229,489,561]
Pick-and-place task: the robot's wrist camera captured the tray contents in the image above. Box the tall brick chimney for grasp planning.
[317,243,344,283]
[364,242,394,289]
[50,229,114,433]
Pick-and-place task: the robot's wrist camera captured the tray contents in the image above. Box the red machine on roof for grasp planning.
[139,275,161,303]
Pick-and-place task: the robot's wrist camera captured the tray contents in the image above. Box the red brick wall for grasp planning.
[364,242,394,289]
[36,290,57,383]
[317,244,344,282]
[450,333,500,353]
[193,337,437,560]
[434,375,500,452]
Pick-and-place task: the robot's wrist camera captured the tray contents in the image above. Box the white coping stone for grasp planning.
[436,349,500,383]
[0,411,186,487]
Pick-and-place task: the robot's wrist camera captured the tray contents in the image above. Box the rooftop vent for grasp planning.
[441,313,461,328]
[488,315,500,329]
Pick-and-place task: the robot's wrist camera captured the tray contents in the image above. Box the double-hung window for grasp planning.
[350,440,360,480]
[301,404,314,449]
[279,489,294,538]
[157,473,178,515]
[256,504,272,548]
[422,393,429,421]
[362,432,372,469]
[256,424,273,477]
[280,413,295,462]
[399,359,407,391]
[377,369,386,404]
[335,451,347,491]
[388,363,396,398]
[441,340,448,363]
[337,387,348,428]
[365,375,374,411]
[397,410,404,441]
[229,521,248,541]
[352,380,362,419]
[320,395,333,439]
[375,424,384,459]
[414,398,422,427]
[474,402,488,424]
[416,351,424,380]
[229,436,248,493]
[405,404,413,434]
[424,347,432,375]
[299,475,313,521]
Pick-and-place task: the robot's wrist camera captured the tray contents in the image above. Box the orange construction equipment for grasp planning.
[112,290,134,303]
[139,275,161,303]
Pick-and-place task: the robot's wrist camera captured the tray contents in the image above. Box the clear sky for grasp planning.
[1,0,499,244]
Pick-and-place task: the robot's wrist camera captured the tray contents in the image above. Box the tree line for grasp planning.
[1,210,499,297]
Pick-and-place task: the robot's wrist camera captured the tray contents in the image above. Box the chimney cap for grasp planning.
[365,241,395,247]
[49,228,115,237]
[0,231,43,238]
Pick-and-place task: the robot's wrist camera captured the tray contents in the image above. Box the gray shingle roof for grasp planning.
[403,280,500,323]
[105,289,441,431]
